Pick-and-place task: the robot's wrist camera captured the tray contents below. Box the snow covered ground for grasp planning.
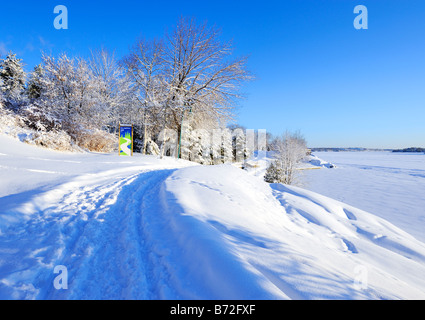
[1,134,425,299]
[303,151,425,243]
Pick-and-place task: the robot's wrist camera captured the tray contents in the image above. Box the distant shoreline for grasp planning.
[392,147,425,153]
[310,148,393,152]
[310,147,424,153]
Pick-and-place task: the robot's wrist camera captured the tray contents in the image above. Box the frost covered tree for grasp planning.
[26,64,44,100]
[122,38,167,154]
[39,53,99,132]
[162,17,252,153]
[0,52,26,107]
[123,17,252,158]
[187,128,207,163]
[266,131,308,185]
[89,48,138,131]
[18,64,59,132]
[0,77,4,104]
[33,52,124,151]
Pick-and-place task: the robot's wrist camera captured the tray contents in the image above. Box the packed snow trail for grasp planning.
[46,169,178,299]
[0,169,175,299]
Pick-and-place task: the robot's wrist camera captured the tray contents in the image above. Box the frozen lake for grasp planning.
[303,151,425,242]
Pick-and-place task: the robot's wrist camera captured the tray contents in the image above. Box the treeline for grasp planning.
[392,147,425,153]
[0,17,254,162]
[310,147,392,152]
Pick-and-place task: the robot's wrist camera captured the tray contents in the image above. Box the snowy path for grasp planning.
[0,168,176,299]
[59,169,180,299]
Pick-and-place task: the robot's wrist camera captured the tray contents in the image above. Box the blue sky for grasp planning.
[1,0,424,148]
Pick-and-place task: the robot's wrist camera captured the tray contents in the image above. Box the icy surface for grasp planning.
[303,151,425,243]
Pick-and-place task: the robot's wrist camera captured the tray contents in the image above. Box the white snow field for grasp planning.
[1,134,425,299]
[303,152,425,243]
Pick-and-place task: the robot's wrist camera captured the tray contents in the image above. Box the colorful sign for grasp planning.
[119,124,133,156]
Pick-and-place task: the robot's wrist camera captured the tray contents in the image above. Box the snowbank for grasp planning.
[306,154,335,168]
[162,165,425,299]
[0,107,78,152]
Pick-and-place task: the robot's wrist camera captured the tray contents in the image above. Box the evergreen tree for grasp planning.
[0,52,26,104]
[264,160,284,184]
[26,64,44,100]
[0,77,4,104]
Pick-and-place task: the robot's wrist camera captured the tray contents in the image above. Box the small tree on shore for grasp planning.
[265,131,308,185]
[264,159,285,183]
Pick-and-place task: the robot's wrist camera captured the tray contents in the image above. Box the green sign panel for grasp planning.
[119,124,133,156]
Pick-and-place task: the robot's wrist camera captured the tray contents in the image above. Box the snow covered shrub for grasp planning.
[0,101,24,134]
[74,129,117,153]
[145,138,160,155]
[31,130,75,151]
[264,160,285,184]
[19,103,61,132]
[158,129,178,158]
[0,102,76,151]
